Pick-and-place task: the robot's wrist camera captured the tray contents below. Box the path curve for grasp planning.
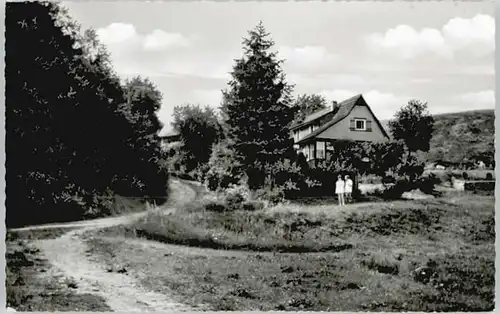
[14,179,198,312]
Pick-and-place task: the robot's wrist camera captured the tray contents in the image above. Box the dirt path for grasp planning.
[12,179,197,312]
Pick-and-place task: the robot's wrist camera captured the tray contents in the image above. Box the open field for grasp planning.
[91,190,495,311]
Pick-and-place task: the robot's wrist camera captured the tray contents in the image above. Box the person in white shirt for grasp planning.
[335,175,345,206]
[344,175,353,203]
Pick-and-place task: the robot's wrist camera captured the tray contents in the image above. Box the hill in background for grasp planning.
[381,109,495,165]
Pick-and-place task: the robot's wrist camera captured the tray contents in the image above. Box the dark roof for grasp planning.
[296,94,389,144]
[291,107,333,130]
[291,94,363,131]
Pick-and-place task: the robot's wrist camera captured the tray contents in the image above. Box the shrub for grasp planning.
[204,141,242,191]
[204,201,228,213]
[241,200,265,211]
[264,159,304,199]
[464,181,495,192]
[416,173,441,195]
[382,175,396,185]
[360,174,380,184]
[225,193,245,210]
[485,172,493,180]
[189,164,210,182]
[256,182,286,205]
[223,183,252,210]
[397,156,425,182]
[382,177,410,199]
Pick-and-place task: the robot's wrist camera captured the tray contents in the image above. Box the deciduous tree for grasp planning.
[171,104,224,172]
[389,100,435,157]
[292,94,328,124]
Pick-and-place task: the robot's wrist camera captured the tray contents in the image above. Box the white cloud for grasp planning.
[443,15,495,53]
[320,89,410,120]
[96,23,138,45]
[97,23,191,51]
[96,23,194,76]
[279,45,337,72]
[367,14,494,59]
[457,90,495,107]
[143,30,191,51]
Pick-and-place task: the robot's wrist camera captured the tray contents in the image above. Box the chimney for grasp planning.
[332,101,338,112]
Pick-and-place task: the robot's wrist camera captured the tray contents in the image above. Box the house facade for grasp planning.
[290,94,390,162]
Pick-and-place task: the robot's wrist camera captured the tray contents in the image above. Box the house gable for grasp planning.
[296,95,389,144]
[316,103,388,142]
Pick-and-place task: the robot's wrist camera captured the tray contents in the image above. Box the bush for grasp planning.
[189,164,210,182]
[264,159,304,199]
[256,183,286,205]
[416,173,441,196]
[485,172,493,180]
[382,175,396,185]
[205,201,228,213]
[223,183,251,210]
[397,156,425,182]
[241,200,265,211]
[225,193,245,210]
[464,181,495,192]
[382,177,410,199]
[204,141,242,191]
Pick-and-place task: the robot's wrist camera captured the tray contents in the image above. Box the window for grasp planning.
[354,119,366,131]
[316,141,326,159]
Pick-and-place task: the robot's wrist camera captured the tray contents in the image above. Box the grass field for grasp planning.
[93,190,495,311]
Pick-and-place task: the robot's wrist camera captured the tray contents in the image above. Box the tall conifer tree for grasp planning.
[221,22,296,188]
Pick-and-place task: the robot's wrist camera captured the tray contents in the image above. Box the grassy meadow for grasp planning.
[90,189,495,311]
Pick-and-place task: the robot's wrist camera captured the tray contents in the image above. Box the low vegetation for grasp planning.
[91,192,494,311]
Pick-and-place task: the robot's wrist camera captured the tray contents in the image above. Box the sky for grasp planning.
[63,1,495,136]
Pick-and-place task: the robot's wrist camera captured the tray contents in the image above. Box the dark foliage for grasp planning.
[464,181,495,192]
[291,94,329,125]
[389,100,434,155]
[5,2,168,227]
[221,22,297,189]
[171,104,224,173]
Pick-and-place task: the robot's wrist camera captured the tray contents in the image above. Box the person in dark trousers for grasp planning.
[344,175,353,203]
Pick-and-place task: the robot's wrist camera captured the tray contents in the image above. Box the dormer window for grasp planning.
[354,119,366,131]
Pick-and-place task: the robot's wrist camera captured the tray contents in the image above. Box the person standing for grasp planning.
[344,175,353,203]
[336,175,345,206]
